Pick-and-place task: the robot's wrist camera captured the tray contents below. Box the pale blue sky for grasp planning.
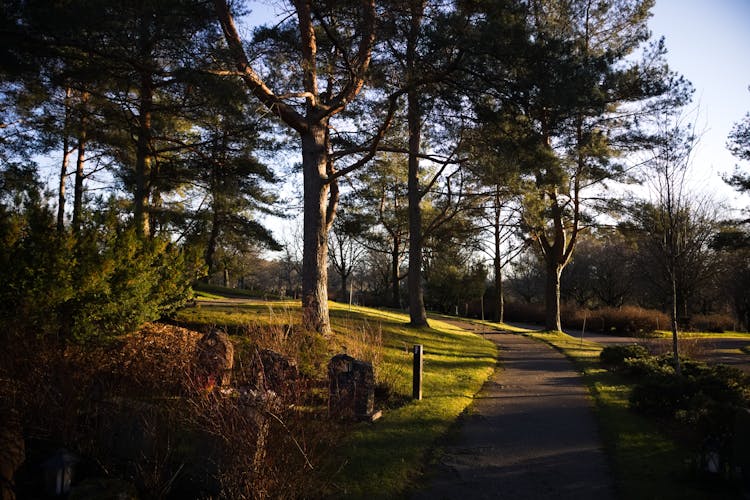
[648,0,750,206]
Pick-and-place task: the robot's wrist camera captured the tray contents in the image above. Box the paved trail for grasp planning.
[413,323,615,499]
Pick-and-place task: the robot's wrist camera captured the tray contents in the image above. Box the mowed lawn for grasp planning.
[175,297,497,498]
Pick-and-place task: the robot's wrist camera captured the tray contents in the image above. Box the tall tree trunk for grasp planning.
[213,0,377,335]
[407,87,428,327]
[206,210,220,278]
[494,255,504,323]
[134,73,153,238]
[71,128,86,234]
[341,273,348,303]
[493,188,504,323]
[391,236,401,309]
[670,273,681,376]
[405,0,428,327]
[57,87,73,233]
[545,260,563,331]
[301,124,332,335]
[71,92,88,235]
[149,166,161,238]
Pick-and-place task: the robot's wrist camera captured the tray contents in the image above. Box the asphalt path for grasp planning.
[413,321,615,500]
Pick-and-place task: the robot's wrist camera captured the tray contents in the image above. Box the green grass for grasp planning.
[651,330,750,339]
[173,297,497,498]
[525,330,737,499]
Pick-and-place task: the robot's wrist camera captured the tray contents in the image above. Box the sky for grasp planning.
[647,0,750,209]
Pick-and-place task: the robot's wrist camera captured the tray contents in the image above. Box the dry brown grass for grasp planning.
[2,322,338,498]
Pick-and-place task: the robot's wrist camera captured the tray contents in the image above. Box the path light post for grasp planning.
[413,344,423,400]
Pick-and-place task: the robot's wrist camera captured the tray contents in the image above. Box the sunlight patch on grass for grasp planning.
[651,330,750,339]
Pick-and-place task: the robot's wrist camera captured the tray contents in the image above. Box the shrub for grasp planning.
[0,198,201,342]
[629,358,750,444]
[563,305,670,335]
[4,323,335,498]
[689,313,736,333]
[622,355,676,379]
[503,302,545,324]
[599,344,650,368]
[629,375,691,418]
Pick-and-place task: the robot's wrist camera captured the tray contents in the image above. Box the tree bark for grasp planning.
[57,87,73,233]
[301,124,332,335]
[134,72,153,238]
[494,254,504,323]
[545,260,563,331]
[407,86,428,327]
[670,273,681,376]
[391,236,401,309]
[71,92,88,235]
[493,187,504,323]
[406,1,428,327]
[71,125,86,234]
[206,211,220,276]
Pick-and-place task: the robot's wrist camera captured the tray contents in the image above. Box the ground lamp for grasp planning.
[42,449,78,496]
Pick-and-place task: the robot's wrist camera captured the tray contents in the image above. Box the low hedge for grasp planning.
[599,344,650,368]
[601,350,750,474]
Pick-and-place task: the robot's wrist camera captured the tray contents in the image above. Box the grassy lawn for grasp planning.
[650,330,750,339]
[174,298,497,498]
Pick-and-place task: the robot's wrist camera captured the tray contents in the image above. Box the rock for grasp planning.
[195,329,234,389]
[251,349,298,395]
[328,354,375,420]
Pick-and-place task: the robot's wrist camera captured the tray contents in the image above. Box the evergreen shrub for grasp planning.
[0,197,201,342]
[599,344,649,368]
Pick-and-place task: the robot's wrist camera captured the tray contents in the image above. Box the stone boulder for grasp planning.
[328,354,375,420]
[195,329,234,389]
[250,349,299,395]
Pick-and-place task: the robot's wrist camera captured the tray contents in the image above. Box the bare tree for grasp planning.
[632,111,717,375]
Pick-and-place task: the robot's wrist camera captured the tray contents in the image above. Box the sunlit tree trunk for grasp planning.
[406,1,428,327]
[301,124,332,335]
[134,72,153,238]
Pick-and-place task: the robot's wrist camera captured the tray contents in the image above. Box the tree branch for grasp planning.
[213,0,307,133]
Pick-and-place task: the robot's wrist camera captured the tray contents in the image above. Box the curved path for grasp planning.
[413,322,615,499]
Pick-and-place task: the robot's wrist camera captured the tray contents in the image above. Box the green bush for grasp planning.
[621,355,676,379]
[0,197,201,342]
[629,375,691,418]
[599,344,650,368]
[629,358,749,443]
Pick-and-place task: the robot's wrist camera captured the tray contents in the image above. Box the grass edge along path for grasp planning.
[522,328,727,499]
[175,298,497,499]
[327,304,497,498]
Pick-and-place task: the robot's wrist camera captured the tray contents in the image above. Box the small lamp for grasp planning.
[42,449,78,496]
